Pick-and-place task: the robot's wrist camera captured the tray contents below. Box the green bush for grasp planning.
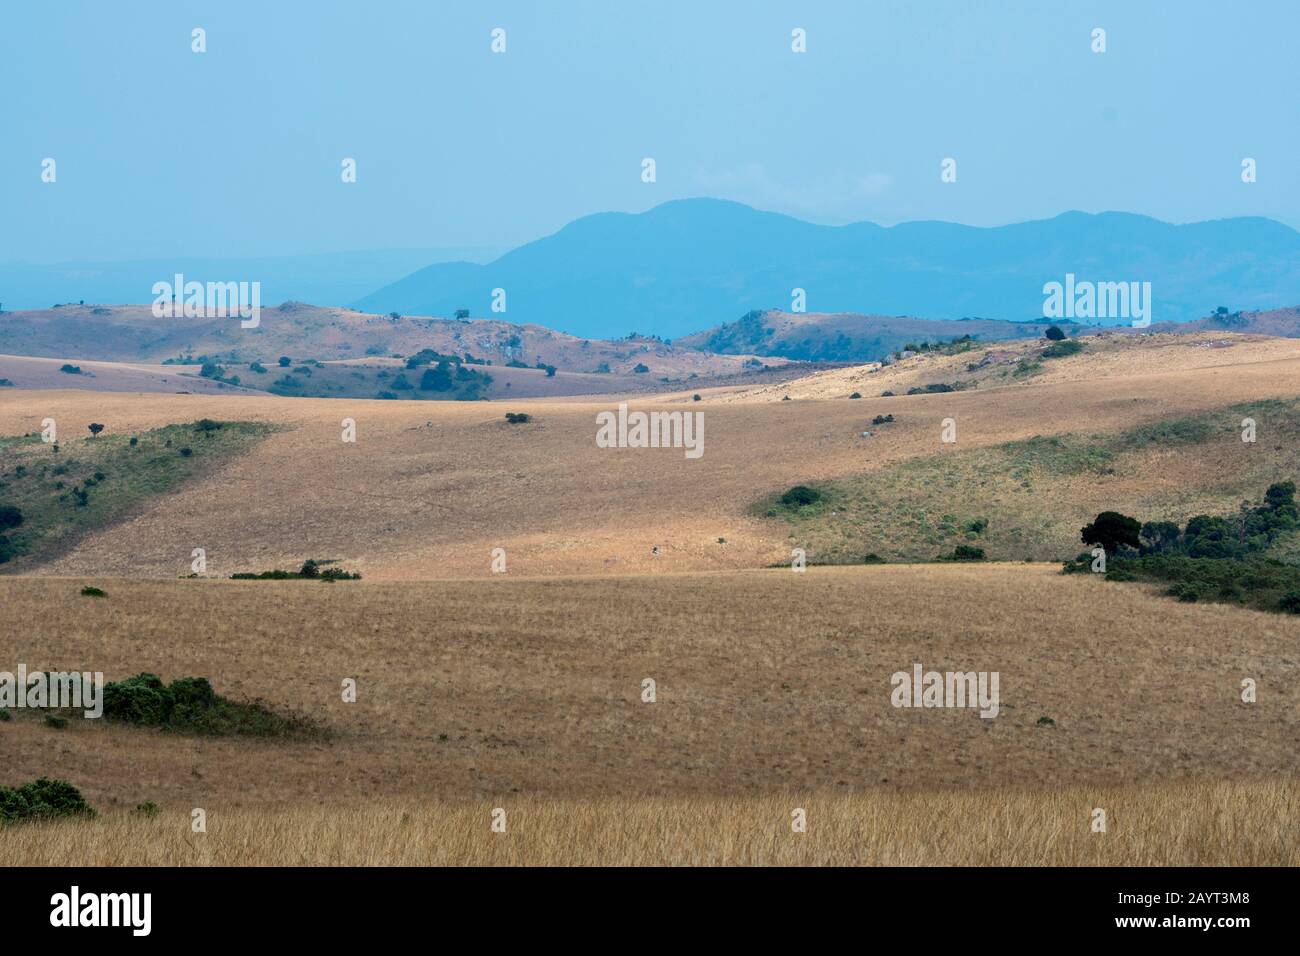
[1042,339,1085,359]
[780,485,821,507]
[504,412,531,424]
[100,672,319,737]
[943,545,986,561]
[0,505,22,530]
[169,676,217,711]
[103,673,174,725]
[80,586,106,597]
[0,778,95,824]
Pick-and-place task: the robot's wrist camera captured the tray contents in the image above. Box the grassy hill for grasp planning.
[678,308,1069,362]
[755,397,1300,564]
[0,420,274,569]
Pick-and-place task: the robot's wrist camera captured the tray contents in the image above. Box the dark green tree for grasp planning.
[1081,511,1141,555]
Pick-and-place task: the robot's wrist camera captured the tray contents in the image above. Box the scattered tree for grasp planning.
[1081,511,1141,555]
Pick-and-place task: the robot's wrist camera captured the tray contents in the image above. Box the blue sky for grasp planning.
[1,0,1296,263]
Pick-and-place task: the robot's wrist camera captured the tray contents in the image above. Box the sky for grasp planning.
[1,0,1296,264]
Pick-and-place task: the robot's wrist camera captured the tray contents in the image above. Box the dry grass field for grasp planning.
[3,334,1299,865]
[720,331,1300,403]
[6,336,1300,578]
[0,354,250,395]
[4,780,1294,866]
[2,566,1295,809]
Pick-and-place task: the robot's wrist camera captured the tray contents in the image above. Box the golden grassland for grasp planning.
[719,331,1300,403]
[5,339,1300,866]
[6,340,1300,578]
[2,566,1296,812]
[761,397,1300,563]
[2,780,1294,866]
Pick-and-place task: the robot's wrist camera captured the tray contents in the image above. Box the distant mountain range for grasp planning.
[0,247,502,314]
[354,199,1300,339]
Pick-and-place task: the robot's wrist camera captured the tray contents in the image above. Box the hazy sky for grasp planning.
[2,0,1296,263]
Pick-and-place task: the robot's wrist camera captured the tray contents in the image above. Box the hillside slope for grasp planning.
[0,302,788,379]
[6,335,1300,580]
[677,309,1063,362]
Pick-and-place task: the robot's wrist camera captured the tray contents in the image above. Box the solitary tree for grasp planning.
[1045,325,1066,341]
[278,356,291,368]
[1081,511,1141,555]
[87,423,105,438]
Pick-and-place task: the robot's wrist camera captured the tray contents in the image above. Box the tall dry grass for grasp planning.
[3,780,1293,866]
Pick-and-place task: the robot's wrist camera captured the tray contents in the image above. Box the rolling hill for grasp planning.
[354,199,1300,339]
[0,302,791,387]
[676,309,1071,362]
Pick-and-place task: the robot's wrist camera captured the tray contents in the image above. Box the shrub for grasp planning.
[100,672,319,737]
[906,383,955,395]
[103,673,174,725]
[872,414,894,425]
[59,364,81,375]
[780,485,821,507]
[0,505,22,531]
[194,419,224,433]
[1278,591,1300,614]
[87,423,104,437]
[170,676,217,711]
[80,586,106,597]
[849,392,862,399]
[863,553,885,564]
[1042,339,1085,359]
[881,391,895,397]
[943,545,986,561]
[249,362,267,374]
[230,561,360,582]
[278,356,291,367]
[179,447,193,457]
[633,363,650,373]
[420,363,454,391]
[504,412,531,424]
[1044,325,1066,341]
[0,778,96,824]
[43,714,68,729]
[132,801,161,818]
[692,394,701,402]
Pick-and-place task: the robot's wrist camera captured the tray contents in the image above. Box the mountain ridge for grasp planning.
[353,199,1300,339]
